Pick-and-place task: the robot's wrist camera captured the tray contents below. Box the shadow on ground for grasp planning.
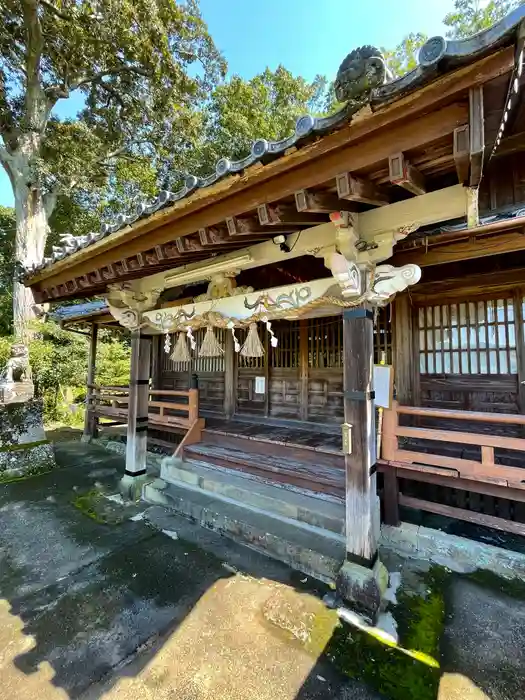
[1,441,524,700]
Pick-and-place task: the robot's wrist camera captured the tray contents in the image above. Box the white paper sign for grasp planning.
[373,365,394,409]
[254,376,266,394]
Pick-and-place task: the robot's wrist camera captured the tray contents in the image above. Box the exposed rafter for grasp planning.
[335,173,389,206]
[389,152,426,196]
[257,203,327,227]
[294,189,359,213]
[226,216,299,236]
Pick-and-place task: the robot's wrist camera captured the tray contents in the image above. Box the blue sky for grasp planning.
[0,0,454,207]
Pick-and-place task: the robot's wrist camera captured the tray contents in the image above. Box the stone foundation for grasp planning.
[0,399,56,481]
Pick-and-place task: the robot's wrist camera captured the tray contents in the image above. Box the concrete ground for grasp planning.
[1,442,524,700]
[0,442,379,700]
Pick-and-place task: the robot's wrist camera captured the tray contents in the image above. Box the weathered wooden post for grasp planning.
[336,304,387,617]
[120,329,151,499]
[82,323,98,442]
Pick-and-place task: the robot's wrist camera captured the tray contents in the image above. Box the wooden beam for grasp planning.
[393,230,525,267]
[294,189,359,213]
[335,173,389,206]
[398,494,525,537]
[257,203,326,227]
[469,86,484,187]
[226,216,298,237]
[32,101,469,290]
[453,125,470,184]
[176,235,203,254]
[359,184,466,240]
[389,152,426,195]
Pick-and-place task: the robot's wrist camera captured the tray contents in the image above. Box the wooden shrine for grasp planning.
[24,8,525,612]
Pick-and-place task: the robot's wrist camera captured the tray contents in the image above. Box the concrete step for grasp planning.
[143,477,345,584]
[160,455,345,535]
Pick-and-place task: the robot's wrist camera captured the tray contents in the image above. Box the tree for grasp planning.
[195,67,332,171]
[443,0,524,38]
[382,33,427,79]
[0,0,225,340]
[0,206,15,335]
[383,0,524,80]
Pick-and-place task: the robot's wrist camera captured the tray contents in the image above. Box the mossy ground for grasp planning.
[324,566,448,700]
[72,488,127,525]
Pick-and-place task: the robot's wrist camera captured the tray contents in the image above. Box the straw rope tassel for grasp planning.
[170,332,191,363]
[199,326,224,357]
[240,322,264,357]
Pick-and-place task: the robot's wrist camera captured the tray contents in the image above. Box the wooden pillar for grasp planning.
[514,288,525,416]
[299,319,309,421]
[393,293,419,405]
[224,331,235,419]
[82,324,98,441]
[150,335,161,389]
[121,330,151,497]
[337,304,385,615]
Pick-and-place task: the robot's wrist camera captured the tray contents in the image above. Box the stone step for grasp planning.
[143,477,345,584]
[160,455,345,535]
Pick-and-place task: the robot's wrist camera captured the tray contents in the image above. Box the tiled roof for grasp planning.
[51,300,108,321]
[23,5,525,281]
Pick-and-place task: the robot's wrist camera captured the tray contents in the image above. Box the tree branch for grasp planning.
[38,0,74,21]
[70,65,150,91]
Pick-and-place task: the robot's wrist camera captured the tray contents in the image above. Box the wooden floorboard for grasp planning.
[204,417,343,452]
[184,442,345,498]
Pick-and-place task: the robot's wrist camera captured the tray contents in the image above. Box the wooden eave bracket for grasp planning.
[389,152,426,196]
[335,172,389,207]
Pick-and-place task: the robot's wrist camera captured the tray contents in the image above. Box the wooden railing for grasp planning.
[379,401,525,535]
[86,385,204,454]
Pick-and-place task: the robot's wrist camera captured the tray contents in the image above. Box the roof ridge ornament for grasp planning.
[334,45,392,105]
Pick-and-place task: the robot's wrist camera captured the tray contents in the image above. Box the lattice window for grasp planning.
[270,320,300,368]
[308,317,342,368]
[418,298,517,375]
[375,305,392,365]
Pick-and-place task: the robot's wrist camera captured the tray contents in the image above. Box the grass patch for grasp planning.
[72,488,127,525]
[0,464,54,483]
[325,566,448,700]
[0,439,49,453]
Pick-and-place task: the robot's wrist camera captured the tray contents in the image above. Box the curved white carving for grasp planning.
[368,263,421,303]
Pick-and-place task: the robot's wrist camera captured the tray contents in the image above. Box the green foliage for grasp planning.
[0,207,15,335]
[382,33,427,79]
[382,0,523,79]
[443,0,524,39]
[95,336,131,387]
[195,67,332,170]
[29,320,88,420]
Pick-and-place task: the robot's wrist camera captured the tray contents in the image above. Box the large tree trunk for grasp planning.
[12,178,47,341]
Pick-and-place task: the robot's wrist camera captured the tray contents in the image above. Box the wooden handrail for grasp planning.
[381,400,525,488]
[396,404,525,425]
